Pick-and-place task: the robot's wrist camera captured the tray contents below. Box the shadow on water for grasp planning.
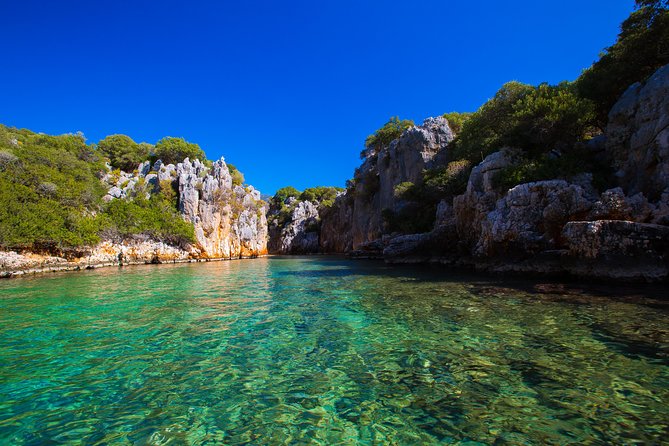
[590,323,669,365]
[272,256,669,307]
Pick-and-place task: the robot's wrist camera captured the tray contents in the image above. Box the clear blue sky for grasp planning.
[0,0,633,195]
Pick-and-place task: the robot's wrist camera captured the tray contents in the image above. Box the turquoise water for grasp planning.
[0,258,668,445]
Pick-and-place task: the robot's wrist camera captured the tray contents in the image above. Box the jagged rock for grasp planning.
[653,190,669,225]
[139,161,151,176]
[477,180,595,257]
[606,64,669,199]
[435,199,454,227]
[453,148,523,246]
[349,239,385,259]
[332,116,455,249]
[108,186,124,199]
[269,200,320,254]
[320,194,353,253]
[100,156,266,259]
[562,220,669,281]
[378,116,455,212]
[144,173,159,194]
[588,187,654,222]
[383,224,462,264]
[157,164,176,182]
[176,158,266,258]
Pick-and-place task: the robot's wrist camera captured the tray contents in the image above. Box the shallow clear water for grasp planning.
[0,257,668,445]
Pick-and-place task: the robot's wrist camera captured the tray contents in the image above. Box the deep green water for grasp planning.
[0,258,668,445]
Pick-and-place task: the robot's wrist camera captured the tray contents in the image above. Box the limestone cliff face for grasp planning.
[319,194,354,253]
[606,64,669,200]
[320,116,454,251]
[103,157,268,259]
[318,64,669,281]
[267,199,320,254]
[175,159,267,258]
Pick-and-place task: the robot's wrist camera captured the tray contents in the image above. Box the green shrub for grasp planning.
[452,82,595,163]
[442,112,472,135]
[422,160,472,199]
[393,182,414,198]
[97,134,150,172]
[577,1,669,125]
[363,117,414,158]
[300,186,344,207]
[271,186,300,208]
[0,124,107,250]
[154,137,206,165]
[102,195,195,248]
[492,149,613,192]
[382,204,436,235]
[227,163,245,186]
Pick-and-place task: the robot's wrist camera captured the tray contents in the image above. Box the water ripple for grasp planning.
[0,258,668,444]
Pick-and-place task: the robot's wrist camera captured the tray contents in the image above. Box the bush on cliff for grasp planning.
[577,0,669,125]
[363,117,414,158]
[441,112,472,135]
[227,163,245,186]
[97,134,151,171]
[300,186,344,207]
[101,195,195,248]
[154,137,206,165]
[0,125,107,250]
[452,82,596,163]
[0,124,201,251]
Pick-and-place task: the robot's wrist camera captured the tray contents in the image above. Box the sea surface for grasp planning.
[0,257,668,445]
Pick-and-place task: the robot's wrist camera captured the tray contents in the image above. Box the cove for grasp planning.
[0,257,668,444]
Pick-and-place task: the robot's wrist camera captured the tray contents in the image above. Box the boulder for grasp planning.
[453,148,523,246]
[588,187,654,222]
[477,180,595,257]
[562,220,669,281]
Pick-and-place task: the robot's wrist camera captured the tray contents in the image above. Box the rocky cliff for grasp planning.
[103,157,268,259]
[319,116,454,252]
[315,64,669,281]
[1,156,269,276]
[267,198,321,254]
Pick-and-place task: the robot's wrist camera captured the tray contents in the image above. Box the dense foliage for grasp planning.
[269,185,343,229]
[299,186,344,207]
[102,192,195,248]
[577,0,669,125]
[98,134,152,171]
[0,125,201,252]
[154,137,206,165]
[0,125,107,250]
[441,112,472,135]
[452,82,596,163]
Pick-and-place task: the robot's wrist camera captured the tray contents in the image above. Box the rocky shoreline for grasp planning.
[266,64,669,282]
[0,242,267,279]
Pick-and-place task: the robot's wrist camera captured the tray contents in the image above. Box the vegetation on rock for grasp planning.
[0,125,224,252]
[362,117,414,158]
[154,137,206,165]
[98,134,152,171]
[577,0,669,125]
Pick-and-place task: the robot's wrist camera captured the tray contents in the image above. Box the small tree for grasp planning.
[577,1,669,125]
[98,134,150,171]
[227,163,245,186]
[154,137,206,165]
[363,117,414,157]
